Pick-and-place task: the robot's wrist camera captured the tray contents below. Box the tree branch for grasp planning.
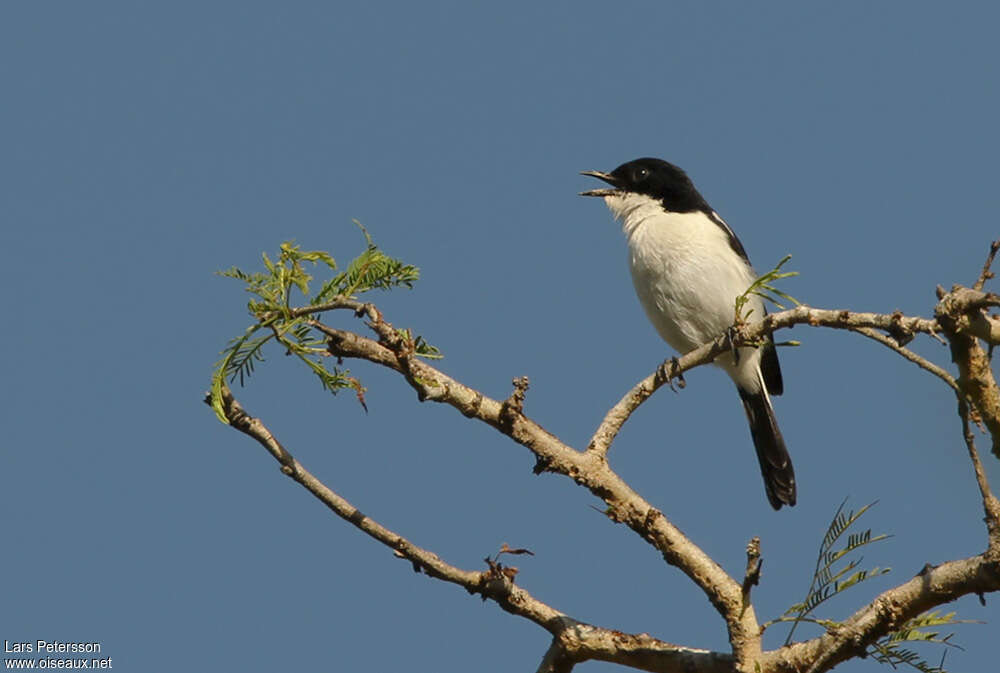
[313,317,762,659]
[775,553,1000,673]
[936,288,1000,458]
[206,384,740,673]
[588,305,948,457]
[210,239,1000,673]
[588,355,708,457]
[313,298,998,670]
[209,373,1000,672]
[536,640,575,673]
[958,398,1000,539]
[849,326,959,392]
[741,536,762,607]
[552,623,736,673]
[973,239,1000,292]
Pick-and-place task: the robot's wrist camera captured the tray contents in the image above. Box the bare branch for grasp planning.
[554,623,736,673]
[255,295,365,322]
[315,318,761,645]
[967,310,1000,344]
[936,289,1000,457]
[588,305,946,457]
[769,275,1000,673]
[211,244,1000,672]
[973,239,1000,291]
[312,299,981,663]
[588,356,702,457]
[207,388,486,592]
[850,326,959,392]
[936,286,1000,340]
[958,398,1000,537]
[205,385,566,626]
[537,640,575,673]
[206,384,740,673]
[747,304,939,342]
[741,536,762,607]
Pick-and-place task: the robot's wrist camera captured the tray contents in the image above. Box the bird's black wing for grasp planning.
[705,210,750,263]
[706,209,783,395]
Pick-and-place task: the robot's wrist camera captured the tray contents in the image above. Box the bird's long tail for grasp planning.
[738,381,796,509]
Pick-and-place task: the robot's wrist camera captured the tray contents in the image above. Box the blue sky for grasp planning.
[2,2,998,671]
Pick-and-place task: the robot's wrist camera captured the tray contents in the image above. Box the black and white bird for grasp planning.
[581,157,796,509]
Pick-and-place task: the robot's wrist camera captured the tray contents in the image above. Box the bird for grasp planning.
[581,157,796,509]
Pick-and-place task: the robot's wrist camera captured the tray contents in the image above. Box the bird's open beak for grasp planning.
[579,170,620,197]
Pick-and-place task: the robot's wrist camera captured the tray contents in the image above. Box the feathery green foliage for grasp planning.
[312,221,420,304]
[395,328,442,360]
[868,610,971,673]
[766,500,971,673]
[209,225,438,423]
[773,499,891,645]
[735,254,800,323]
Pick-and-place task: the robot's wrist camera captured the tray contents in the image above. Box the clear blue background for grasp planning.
[2,2,998,671]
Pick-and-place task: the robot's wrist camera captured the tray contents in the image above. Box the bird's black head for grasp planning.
[581,157,710,213]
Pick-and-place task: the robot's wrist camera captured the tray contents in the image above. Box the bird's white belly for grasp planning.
[625,210,760,355]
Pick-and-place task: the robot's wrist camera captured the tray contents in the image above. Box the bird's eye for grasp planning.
[633,167,649,182]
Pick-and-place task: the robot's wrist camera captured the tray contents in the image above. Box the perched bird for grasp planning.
[581,157,795,509]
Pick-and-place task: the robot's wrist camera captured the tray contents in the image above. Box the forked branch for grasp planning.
[206,384,736,673]
[209,238,1000,673]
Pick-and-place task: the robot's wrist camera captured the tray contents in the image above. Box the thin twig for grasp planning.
[587,355,706,457]
[206,385,736,673]
[741,536,762,609]
[317,318,754,629]
[850,327,959,392]
[587,305,943,457]
[206,385,566,623]
[957,398,1000,534]
[973,239,1000,291]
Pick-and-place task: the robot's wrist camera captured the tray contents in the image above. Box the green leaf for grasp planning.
[867,611,974,673]
[261,251,275,274]
[226,333,273,386]
[780,499,891,645]
[413,333,443,359]
[210,322,268,423]
[211,227,436,411]
[310,226,420,304]
[735,254,801,323]
[209,366,229,424]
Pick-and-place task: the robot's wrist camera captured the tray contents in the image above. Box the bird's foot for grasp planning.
[726,326,741,366]
[659,356,686,392]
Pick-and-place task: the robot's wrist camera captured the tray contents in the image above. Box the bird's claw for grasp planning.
[726,326,741,366]
[659,356,686,392]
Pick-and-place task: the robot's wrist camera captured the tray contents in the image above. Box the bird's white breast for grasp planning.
[604,192,762,365]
